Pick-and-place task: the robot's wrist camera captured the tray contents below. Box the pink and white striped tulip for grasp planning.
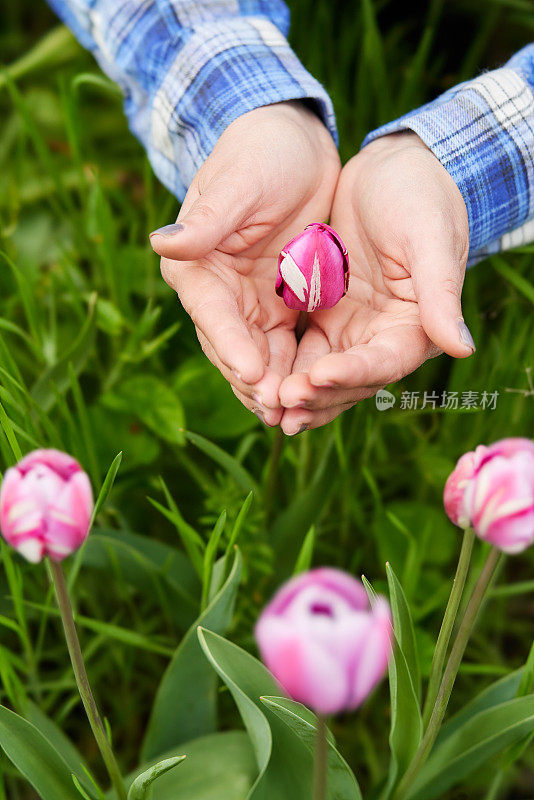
[255,568,392,715]
[444,438,534,554]
[276,223,349,312]
[0,449,93,563]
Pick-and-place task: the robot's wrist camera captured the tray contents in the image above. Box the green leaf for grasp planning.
[270,439,335,572]
[409,696,534,800]
[386,563,421,702]
[174,357,259,439]
[226,492,253,559]
[102,375,185,445]
[141,549,242,761]
[198,628,307,799]
[198,628,356,800]
[293,526,315,575]
[127,756,185,800]
[0,704,82,800]
[68,452,123,591]
[92,451,123,524]
[438,668,523,744]
[184,430,258,494]
[148,482,204,579]
[23,700,97,799]
[32,295,96,412]
[123,733,256,800]
[492,254,534,305]
[261,696,362,800]
[381,567,423,797]
[81,530,199,629]
[201,511,226,610]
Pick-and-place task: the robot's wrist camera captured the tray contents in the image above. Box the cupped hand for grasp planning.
[150,102,340,426]
[279,132,474,434]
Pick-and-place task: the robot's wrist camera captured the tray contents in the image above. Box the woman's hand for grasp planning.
[279,132,474,434]
[150,101,340,427]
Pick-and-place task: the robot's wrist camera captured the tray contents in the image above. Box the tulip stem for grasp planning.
[422,527,475,729]
[296,311,308,341]
[48,560,127,800]
[394,546,502,800]
[313,715,328,800]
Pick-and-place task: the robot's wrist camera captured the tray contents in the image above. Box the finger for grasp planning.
[168,261,265,384]
[309,324,436,389]
[278,326,331,410]
[408,222,474,359]
[231,385,283,427]
[281,399,365,435]
[149,173,257,260]
[253,327,298,409]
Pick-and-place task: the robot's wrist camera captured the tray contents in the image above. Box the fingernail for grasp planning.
[287,423,308,436]
[233,369,243,381]
[457,318,476,352]
[253,392,263,405]
[254,409,266,425]
[315,381,335,389]
[149,223,184,239]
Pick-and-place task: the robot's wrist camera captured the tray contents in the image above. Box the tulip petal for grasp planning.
[17,449,81,480]
[16,537,45,564]
[279,252,307,302]
[256,616,349,715]
[348,598,392,708]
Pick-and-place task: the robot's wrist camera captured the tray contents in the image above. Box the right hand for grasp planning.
[150,101,340,426]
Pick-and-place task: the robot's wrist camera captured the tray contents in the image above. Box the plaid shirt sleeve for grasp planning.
[363,45,534,265]
[46,0,337,201]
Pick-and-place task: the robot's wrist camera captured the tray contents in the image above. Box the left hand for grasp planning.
[279,132,475,435]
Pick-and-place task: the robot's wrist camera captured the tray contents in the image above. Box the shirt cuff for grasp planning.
[362,61,534,261]
[144,17,337,200]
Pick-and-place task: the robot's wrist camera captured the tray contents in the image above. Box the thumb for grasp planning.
[410,245,475,359]
[149,175,253,260]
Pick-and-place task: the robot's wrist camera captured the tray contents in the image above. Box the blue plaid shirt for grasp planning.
[47,0,337,201]
[365,45,534,263]
[47,0,533,262]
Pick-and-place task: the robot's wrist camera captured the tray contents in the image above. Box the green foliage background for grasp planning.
[0,0,533,798]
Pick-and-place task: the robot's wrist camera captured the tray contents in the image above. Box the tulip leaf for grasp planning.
[437,668,523,744]
[386,563,421,702]
[141,548,242,761]
[378,566,422,797]
[23,700,97,798]
[198,628,361,800]
[0,704,85,800]
[261,696,363,800]
[121,732,256,800]
[127,756,186,800]
[408,696,534,800]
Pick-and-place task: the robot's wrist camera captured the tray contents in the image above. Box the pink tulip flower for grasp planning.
[276,223,349,311]
[255,568,392,715]
[0,449,93,563]
[444,438,534,554]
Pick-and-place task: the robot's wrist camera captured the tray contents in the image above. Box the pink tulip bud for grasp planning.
[0,449,94,563]
[444,438,534,554]
[276,223,349,311]
[255,568,392,715]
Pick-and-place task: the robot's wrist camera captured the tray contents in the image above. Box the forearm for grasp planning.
[363,44,534,263]
[46,0,337,200]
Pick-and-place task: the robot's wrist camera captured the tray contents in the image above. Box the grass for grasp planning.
[0,1,533,798]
